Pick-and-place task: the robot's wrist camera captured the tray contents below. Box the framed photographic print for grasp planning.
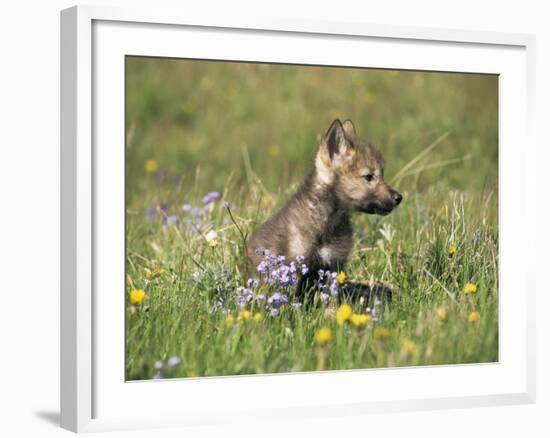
[61,5,536,433]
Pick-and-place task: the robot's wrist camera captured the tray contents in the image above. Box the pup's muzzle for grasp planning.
[390,189,403,206]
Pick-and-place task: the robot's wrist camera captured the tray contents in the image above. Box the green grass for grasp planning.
[125,57,498,380]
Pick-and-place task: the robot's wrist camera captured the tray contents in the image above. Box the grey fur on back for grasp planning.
[246,170,353,275]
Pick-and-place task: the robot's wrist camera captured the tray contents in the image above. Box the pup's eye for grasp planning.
[363,174,374,182]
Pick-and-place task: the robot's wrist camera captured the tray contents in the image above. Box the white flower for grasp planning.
[204,230,218,242]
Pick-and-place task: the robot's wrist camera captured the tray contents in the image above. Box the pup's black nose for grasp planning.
[392,191,403,205]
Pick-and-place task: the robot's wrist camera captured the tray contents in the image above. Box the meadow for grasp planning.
[125,57,498,380]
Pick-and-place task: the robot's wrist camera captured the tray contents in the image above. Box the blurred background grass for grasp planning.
[126,57,498,210]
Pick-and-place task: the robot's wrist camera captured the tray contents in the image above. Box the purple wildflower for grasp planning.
[164,215,179,227]
[167,356,181,368]
[247,278,259,287]
[255,248,270,256]
[329,272,338,296]
[236,286,255,309]
[236,286,252,300]
[365,298,382,322]
[315,269,339,299]
[146,207,157,222]
[182,217,209,234]
[233,248,311,317]
[153,360,163,370]
[257,261,268,275]
[254,249,304,289]
[267,292,289,309]
[202,203,215,215]
[202,191,220,204]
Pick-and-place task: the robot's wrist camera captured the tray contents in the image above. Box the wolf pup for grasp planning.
[246,119,402,301]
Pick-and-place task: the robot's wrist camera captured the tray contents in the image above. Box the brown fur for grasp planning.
[245,119,402,298]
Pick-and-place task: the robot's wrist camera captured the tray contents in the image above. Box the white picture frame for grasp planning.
[60,4,537,433]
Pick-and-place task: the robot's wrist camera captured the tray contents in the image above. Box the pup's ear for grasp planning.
[342,119,357,139]
[325,119,351,161]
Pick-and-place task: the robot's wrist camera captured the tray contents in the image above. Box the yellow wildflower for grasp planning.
[335,304,353,325]
[261,194,276,209]
[199,76,213,91]
[237,310,252,321]
[144,159,158,173]
[182,101,195,115]
[350,313,371,327]
[224,315,234,326]
[437,307,448,321]
[314,327,333,346]
[253,312,262,322]
[336,271,346,284]
[129,289,146,305]
[468,311,480,323]
[204,230,218,243]
[364,92,377,105]
[225,86,238,101]
[204,230,219,248]
[464,283,478,294]
[447,245,457,256]
[145,266,165,280]
[401,338,417,355]
[268,144,280,157]
[374,327,391,341]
